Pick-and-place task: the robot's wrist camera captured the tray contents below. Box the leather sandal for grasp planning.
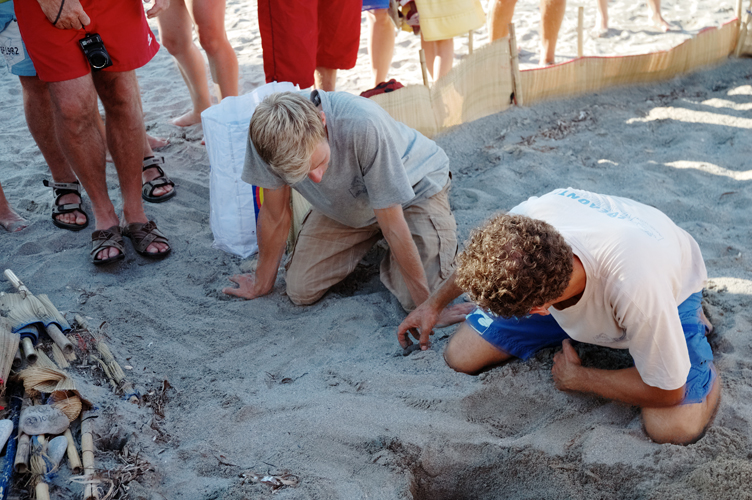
[91,225,125,265]
[122,221,171,258]
[43,179,89,231]
[142,156,176,203]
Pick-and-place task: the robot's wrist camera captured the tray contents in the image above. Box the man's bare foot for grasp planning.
[171,110,203,127]
[55,191,88,228]
[700,309,714,335]
[0,209,28,232]
[147,133,169,149]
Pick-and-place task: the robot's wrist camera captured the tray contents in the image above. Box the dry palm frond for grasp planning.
[49,391,82,422]
[34,349,57,370]
[18,365,76,394]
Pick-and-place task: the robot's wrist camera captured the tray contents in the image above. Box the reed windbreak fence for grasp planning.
[373,17,751,138]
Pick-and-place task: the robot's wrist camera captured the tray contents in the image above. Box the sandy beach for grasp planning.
[1,0,751,498]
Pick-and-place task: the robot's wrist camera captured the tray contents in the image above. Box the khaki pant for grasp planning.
[285,183,457,311]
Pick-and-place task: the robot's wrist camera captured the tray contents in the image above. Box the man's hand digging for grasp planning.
[223,274,267,300]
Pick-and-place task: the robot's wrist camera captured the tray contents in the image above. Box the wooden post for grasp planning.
[577,6,584,58]
[738,0,744,23]
[735,13,750,57]
[64,429,83,475]
[419,49,430,87]
[508,23,524,107]
[14,434,29,473]
[81,411,98,500]
[468,30,474,55]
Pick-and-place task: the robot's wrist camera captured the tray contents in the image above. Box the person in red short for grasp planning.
[14,0,173,264]
[257,0,361,90]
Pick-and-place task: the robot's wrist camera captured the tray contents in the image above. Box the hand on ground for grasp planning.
[39,0,90,29]
[436,302,475,328]
[223,274,266,300]
[552,339,583,392]
[397,302,442,351]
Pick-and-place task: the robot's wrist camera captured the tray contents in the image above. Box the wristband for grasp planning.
[53,0,66,26]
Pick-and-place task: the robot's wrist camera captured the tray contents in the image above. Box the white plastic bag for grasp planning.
[202,82,299,258]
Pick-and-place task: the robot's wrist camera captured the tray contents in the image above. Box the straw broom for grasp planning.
[0,383,23,500]
[3,270,74,355]
[29,435,51,500]
[0,318,19,390]
[0,293,39,363]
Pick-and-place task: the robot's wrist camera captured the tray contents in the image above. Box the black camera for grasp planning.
[79,33,112,71]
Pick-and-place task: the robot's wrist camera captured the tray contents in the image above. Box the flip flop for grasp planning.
[43,179,89,231]
[122,220,171,258]
[142,156,176,203]
[91,225,125,265]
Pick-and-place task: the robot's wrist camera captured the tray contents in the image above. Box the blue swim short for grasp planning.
[466,291,715,404]
[363,0,391,11]
[0,0,36,77]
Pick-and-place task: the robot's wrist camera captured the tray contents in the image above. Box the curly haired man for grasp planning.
[398,187,720,445]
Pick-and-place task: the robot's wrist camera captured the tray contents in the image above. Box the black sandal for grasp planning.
[43,179,89,231]
[142,156,176,203]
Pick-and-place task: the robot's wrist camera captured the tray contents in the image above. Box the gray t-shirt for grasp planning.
[241,90,450,228]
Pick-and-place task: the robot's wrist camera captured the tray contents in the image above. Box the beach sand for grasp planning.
[1,0,751,498]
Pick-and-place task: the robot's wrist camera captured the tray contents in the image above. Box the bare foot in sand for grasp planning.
[147,133,169,149]
[0,208,28,232]
[171,110,204,127]
[651,13,671,32]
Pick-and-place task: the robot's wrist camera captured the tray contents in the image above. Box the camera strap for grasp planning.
[53,0,66,26]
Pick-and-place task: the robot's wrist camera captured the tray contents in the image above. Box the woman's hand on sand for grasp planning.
[551,340,583,392]
[38,0,90,29]
[144,0,170,19]
[223,274,267,300]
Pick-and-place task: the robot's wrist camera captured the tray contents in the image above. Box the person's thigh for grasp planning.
[47,74,98,122]
[155,0,195,52]
[285,210,381,305]
[444,322,513,374]
[92,70,140,110]
[188,0,228,44]
[642,370,721,445]
[380,184,457,310]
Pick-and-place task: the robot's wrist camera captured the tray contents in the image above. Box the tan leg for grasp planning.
[156,0,212,126]
[285,210,381,305]
[642,372,721,444]
[444,322,513,374]
[540,0,566,65]
[367,9,396,87]
[314,67,337,91]
[488,0,518,41]
[189,0,239,99]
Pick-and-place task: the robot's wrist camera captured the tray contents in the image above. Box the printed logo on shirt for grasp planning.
[147,33,152,45]
[349,178,366,198]
[555,189,664,241]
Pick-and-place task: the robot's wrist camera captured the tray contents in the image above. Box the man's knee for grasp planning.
[642,414,707,445]
[285,276,326,306]
[443,338,480,375]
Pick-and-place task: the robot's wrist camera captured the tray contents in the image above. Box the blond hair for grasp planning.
[455,213,573,318]
[249,92,327,184]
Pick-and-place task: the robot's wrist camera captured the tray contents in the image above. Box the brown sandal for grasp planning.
[122,221,171,258]
[91,225,125,265]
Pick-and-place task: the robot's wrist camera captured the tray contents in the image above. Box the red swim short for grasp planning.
[14,0,158,82]
[258,0,361,88]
